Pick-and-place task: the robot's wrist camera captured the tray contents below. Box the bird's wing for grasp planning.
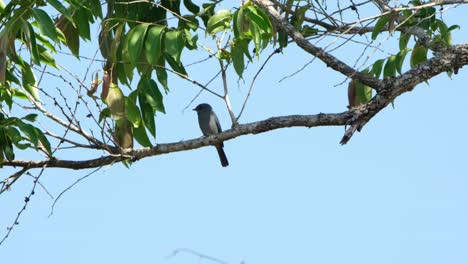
[213,112,222,133]
[212,112,224,147]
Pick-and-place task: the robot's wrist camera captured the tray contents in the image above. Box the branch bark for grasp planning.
[2,111,351,169]
[341,44,468,143]
[3,43,468,170]
[2,0,468,172]
[252,0,384,90]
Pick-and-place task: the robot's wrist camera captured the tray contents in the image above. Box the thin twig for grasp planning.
[168,248,228,264]
[237,48,280,121]
[49,167,104,217]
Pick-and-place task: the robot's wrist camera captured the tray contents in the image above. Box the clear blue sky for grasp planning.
[1,2,468,264]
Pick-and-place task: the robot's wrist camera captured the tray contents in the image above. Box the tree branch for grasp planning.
[1,111,351,170]
[252,0,384,90]
[3,42,468,170]
[341,43,468,143]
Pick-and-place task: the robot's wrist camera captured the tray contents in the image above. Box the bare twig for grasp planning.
[218,59,237,127]
[168,248,228,264]
[0,167,46,246]
[49,167,104,217]
[0,167,30,195]
[237,48,280,121]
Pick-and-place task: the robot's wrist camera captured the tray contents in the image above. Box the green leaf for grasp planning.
[116,60,130,87]
[125,97,141,127]
[233,9,240,39]
[291,4,310,30]
[35,33,57,52]
[6,69,20,85]
[156,57,169,92]
[245,5,271,34]
[372,14,390,40]
[99,107,111,123]
[301,25,318,37]
[127,23,149,67]
[183,0,200,14]
[0,127,14,161]
[21,63,39,100]
[238,39,252,62]
[133,120,152,147]
[351,79,373,106]
[217,49,230,60]
[3,142,15,161]
[179,15,199,31]
[231,41,244,78]
[447,25,460,32]
[443,26,455,46]
[14,142,31,150]
[164,30,184,64]
[250,22,261,56]
[235,7,246,39]
[139,102,155,137]
[136,50,152,76]
[47,0,73,23]
[254,5,273,34]
[118,34,133,85]
[206,9,232,35]
[395,48,410,74]
[184,29,198,50]
[417,7,436,30]
[0,0,5,13]
[278,29,288,48]
[138,80,156,137]
[36,128,52,156]
[144,25,165,65]
[399,32,410,50]
[141,78,165,114]
[88,0,103,18]
[357,82,372,104]
[31,8,58,43]
[22,114,38,122]
[73,8,91,40]
[383,55,396,77]
[371,59,385,78]
[164,52,187,75]
[199,3,215,27]
[12,89,28,100]
[410,44,428,68]
[38,44,58,68]
[5,127,21,143]
[435,19,451,46]
[24,21,41,65]
[122,45,134,83]
[17,122,38,148]
[128,90,138,104]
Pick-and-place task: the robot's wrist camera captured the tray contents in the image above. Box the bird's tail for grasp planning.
[215,145,229,167]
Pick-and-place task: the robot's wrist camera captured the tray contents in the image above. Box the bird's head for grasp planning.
[193,103,213,113]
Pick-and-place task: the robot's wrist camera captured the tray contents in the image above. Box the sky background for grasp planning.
[1,1,468,263]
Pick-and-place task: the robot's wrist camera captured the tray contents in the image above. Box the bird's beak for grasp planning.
[192,108,196,111]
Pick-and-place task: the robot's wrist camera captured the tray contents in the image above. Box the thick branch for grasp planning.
[340,44,468,143]
[3,44,468,170]
[252,0,383,90]
[2,111,351,170]
[4,43,468,170]
[274,0,466,51]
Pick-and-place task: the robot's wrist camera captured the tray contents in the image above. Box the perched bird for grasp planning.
[193,103,229,167]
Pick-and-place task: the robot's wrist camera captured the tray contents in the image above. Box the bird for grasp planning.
[193,103,229,167]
